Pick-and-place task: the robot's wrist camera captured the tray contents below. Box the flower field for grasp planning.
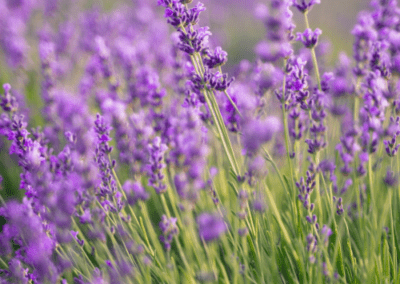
[0,0,399,283]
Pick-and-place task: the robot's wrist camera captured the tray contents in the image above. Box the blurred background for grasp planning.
[0,0,374,74]
[199,0,371,68]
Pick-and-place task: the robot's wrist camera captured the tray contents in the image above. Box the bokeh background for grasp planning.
[199,0,371,68]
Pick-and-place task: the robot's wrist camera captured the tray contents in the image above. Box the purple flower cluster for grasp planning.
[292,0,321,13]
[158,0,234,98]
[147,137,168,194]
[254,0,294,62]
[196,212,227,242]
[159,215,178,250]
[297,28,322,49]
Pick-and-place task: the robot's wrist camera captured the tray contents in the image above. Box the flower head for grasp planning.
[296,28,322,48]
[197,213,227,242]
[292,0,321,13]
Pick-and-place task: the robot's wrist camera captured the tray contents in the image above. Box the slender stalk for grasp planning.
[263,148,289,196]
[368,156,376,230]
[188,54,241,177]
[159,193,193,274]
[315,152,323,222]
[303,11,321,90]
[0,257,7,268]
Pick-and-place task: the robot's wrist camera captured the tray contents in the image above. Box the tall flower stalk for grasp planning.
[158,0,241,177]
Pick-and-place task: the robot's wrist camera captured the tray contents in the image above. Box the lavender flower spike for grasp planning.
[297,28,322,48]
[292,0,321,13]
[0,83,18,113]
[197,212,227,242]
[159,215,178,251]
[147,137,168,194]
[203,46,228,69]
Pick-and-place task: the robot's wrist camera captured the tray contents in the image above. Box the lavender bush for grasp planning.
[0,0,399,282]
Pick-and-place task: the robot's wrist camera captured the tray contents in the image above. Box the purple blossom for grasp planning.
[159,215,178,250]
[197,212,227,242]
[251,191,267,212]
[242,117,281,156]
[320,225,332,246]
[296,28,322,48]
[203,46,228,69]
[167,108,209,205]
[306,233,317,254]
[384,170,398,187]
[0,83,18,113]
[71,231,84,247]
[159,1,235,95]
[0,16,28,69]
[122,180,149,206]
[254,1,295,62]
[292,0,321,13]
[318,159,335,174]
[384,117,400,157]
[147,137,168,194]
[238,228,248,237]
[0,201,59,282]
[178,26,211,55]
[333,196,344,216]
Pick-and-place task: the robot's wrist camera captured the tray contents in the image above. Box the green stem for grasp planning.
[315,152,323,223]
[368,156,376,231]
[188,55,241,178]
[263,148,289,197]
[140,203,166,264]
[0,257,7,268]
[159,194,192,274]
[304,11,322,91]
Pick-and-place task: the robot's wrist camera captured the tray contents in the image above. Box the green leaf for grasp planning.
[382,238,391,278]
[265,185,299,261]
[336,241,346,278]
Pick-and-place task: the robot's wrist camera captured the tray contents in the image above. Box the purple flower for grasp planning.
[334,197,344,216]
[178,26,211,55]
[255,41,293,62]
[147,137,168,194]
[384,117,400,157]
[0,83,18,113]
[167,107,209,205]
[122,180,149,206]
[238,228,248,237]
[251,193,267,212]
[254,1,295,62]
[318,159,336,174]
[306,233,317,254]
[320,225,332,246]
[292,0,321,13]
[71,231,84,247]
[203,46,228,69]
[2,258,29,284]
[0,201,59,282]
[242,117,281,156]
[197,213,227,242]
[296,28,322,48]
[384,170,398,187]
[0,16,28,69]
[159,215,178,250]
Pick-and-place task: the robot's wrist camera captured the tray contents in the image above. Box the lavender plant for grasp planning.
[0,0,400,283]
